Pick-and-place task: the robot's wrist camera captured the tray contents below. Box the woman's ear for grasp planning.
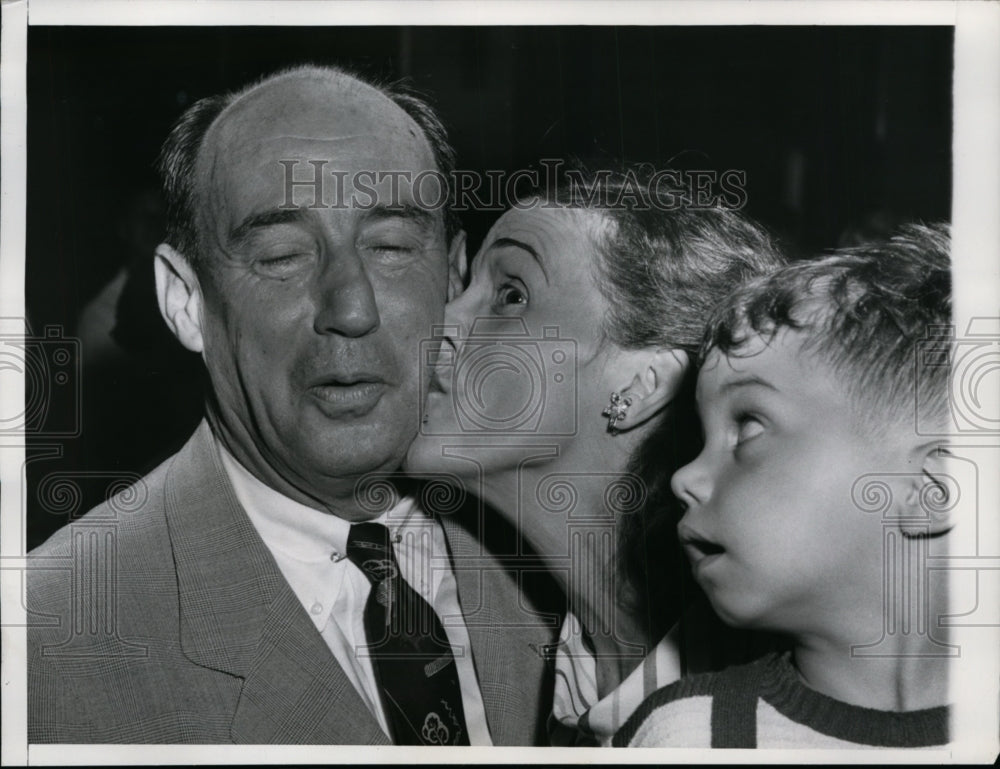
[447,230,468,302]
[154,243,205,354]
[900,442,956,537]
[606,348,689,431]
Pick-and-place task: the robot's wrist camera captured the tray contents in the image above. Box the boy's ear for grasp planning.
[900,443,955,537]
[446,230,468,302]
[154,243,205,354]
[607,348,689,431]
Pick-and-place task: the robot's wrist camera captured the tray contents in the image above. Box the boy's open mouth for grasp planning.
[679,530,726,565]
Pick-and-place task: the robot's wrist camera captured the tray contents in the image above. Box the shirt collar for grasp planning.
[217,442,354,563]
[216,439,423,562]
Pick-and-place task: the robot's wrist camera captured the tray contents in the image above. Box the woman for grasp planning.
[405,166,785,745]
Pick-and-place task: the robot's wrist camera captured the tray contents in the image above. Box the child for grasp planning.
[614,223,954,748]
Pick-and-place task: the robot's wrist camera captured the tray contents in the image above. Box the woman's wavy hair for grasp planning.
[536,163,788,637]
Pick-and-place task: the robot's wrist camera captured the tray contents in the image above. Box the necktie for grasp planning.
[346,521,471,745]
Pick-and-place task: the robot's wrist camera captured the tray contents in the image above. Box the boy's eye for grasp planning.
[735,414,765,446]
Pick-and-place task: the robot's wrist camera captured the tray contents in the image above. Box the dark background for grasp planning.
[25,25,953,548]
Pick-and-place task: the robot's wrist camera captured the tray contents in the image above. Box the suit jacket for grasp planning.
[27,421,561,744]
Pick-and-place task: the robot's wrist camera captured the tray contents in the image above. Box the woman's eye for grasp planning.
[735,414,765,446]
[496,283,527,307]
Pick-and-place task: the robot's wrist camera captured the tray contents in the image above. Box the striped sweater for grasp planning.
[613,652,949,749]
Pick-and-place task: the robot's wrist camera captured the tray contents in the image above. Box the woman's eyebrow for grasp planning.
[488,237,549,283]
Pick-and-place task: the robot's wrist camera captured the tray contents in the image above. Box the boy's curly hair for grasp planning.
[702,222,952,432]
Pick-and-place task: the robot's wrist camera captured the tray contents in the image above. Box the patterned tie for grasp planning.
[346,521,470,745]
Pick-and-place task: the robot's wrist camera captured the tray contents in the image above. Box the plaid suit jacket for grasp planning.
[27,421,560,744]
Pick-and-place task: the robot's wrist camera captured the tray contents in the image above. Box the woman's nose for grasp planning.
[442,283,481,354]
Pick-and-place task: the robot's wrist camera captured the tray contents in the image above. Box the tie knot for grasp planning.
[346,522,399,585]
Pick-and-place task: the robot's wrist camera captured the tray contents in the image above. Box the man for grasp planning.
[27,65,557,745]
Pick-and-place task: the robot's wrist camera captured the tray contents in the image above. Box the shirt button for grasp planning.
[310,602,323,615]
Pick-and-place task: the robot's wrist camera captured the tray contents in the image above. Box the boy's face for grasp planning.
[672,327,897,638]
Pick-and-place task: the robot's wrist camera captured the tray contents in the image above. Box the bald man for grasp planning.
[27,66,557,745]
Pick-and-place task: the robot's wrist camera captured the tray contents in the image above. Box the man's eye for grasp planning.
[254,253,315,278]
[496,283,527,307]
[735,414,765,446]
[368,243,414,254]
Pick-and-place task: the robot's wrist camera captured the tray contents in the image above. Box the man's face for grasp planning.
[671,328,894,639]
[192,75,451,514]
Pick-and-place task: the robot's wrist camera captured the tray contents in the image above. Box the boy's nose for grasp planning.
[671,454,712,510]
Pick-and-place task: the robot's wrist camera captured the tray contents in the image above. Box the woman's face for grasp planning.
[406,205,625,482]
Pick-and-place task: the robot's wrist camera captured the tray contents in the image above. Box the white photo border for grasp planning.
[2,1,997,765]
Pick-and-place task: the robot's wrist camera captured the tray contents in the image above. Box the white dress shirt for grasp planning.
[218,444,493,745]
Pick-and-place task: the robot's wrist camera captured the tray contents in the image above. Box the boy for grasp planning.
[615,223,954,748]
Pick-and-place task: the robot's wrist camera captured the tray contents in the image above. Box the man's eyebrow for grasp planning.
[360,203,437,232]
[230,208,308,244]
[488,237,549,282]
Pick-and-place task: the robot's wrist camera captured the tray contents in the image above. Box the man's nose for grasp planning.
[671,452,712,510]
[313,249,381,337]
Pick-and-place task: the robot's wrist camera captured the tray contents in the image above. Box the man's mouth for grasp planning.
[307,374,388,414]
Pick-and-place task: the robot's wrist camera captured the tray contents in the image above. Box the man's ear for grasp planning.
[608,348,689,431]
[446,230,468,302]
[900,442,956,537]
[154,243,205,354]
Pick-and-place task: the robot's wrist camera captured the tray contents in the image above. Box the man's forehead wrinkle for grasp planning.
[211,76,356,136]
[261,134,370,144]
[221,68,357,117]
[206,91,432,169]
[192,70,440,259]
